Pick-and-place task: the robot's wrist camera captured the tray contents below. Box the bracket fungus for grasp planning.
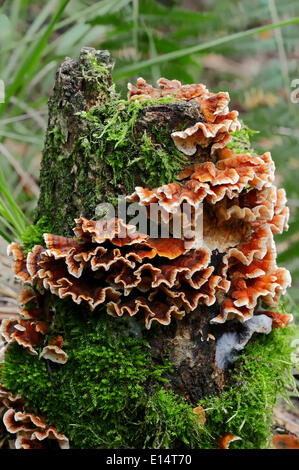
[272,434,299,450]
[0,283,68,367]
[3,408,69,449]
[0,69,294,450]
[128,78,241,156]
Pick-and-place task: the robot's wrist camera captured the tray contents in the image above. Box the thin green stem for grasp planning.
[268,0,290,92]
[0,168,30,230]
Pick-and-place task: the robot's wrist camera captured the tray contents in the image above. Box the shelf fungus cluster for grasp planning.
[0,386,69,449]
[7,219,226,329]
[0,282,67,364]
[0,290,68,448]
[5,150,291,334]
[0,75,293,449]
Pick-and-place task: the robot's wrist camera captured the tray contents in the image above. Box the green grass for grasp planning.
[0,166,30,241]
[113,16,299,78]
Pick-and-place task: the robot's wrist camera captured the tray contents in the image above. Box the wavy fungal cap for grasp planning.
[128,77,241,155]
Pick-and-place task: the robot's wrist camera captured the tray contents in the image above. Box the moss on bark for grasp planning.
[35,48,115,236]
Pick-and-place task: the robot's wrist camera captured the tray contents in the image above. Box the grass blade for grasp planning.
[0,167,30,234]
[114,16,299,78]
[0,0,70,113]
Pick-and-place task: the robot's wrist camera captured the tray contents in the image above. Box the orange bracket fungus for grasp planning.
[272,434,299,450]
[6,141,291,333]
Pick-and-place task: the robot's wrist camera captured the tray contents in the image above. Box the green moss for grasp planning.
[80,53,111,97]
[37,92,188,235]
[137,131,187,188]
[198,326,297,449]
[1,296,296,449]
[21,217,53,253]
[143,388,203,449]
[35,55,117,236]
[49,125,67,147]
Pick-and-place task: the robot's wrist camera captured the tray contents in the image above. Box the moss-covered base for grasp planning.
[1,299,200,449]
[5,95,295,449]
[1,296,296,449]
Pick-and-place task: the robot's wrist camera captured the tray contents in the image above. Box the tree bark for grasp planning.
[36,48,215,237]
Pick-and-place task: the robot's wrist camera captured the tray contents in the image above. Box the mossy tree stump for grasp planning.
[36,47,228,402]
